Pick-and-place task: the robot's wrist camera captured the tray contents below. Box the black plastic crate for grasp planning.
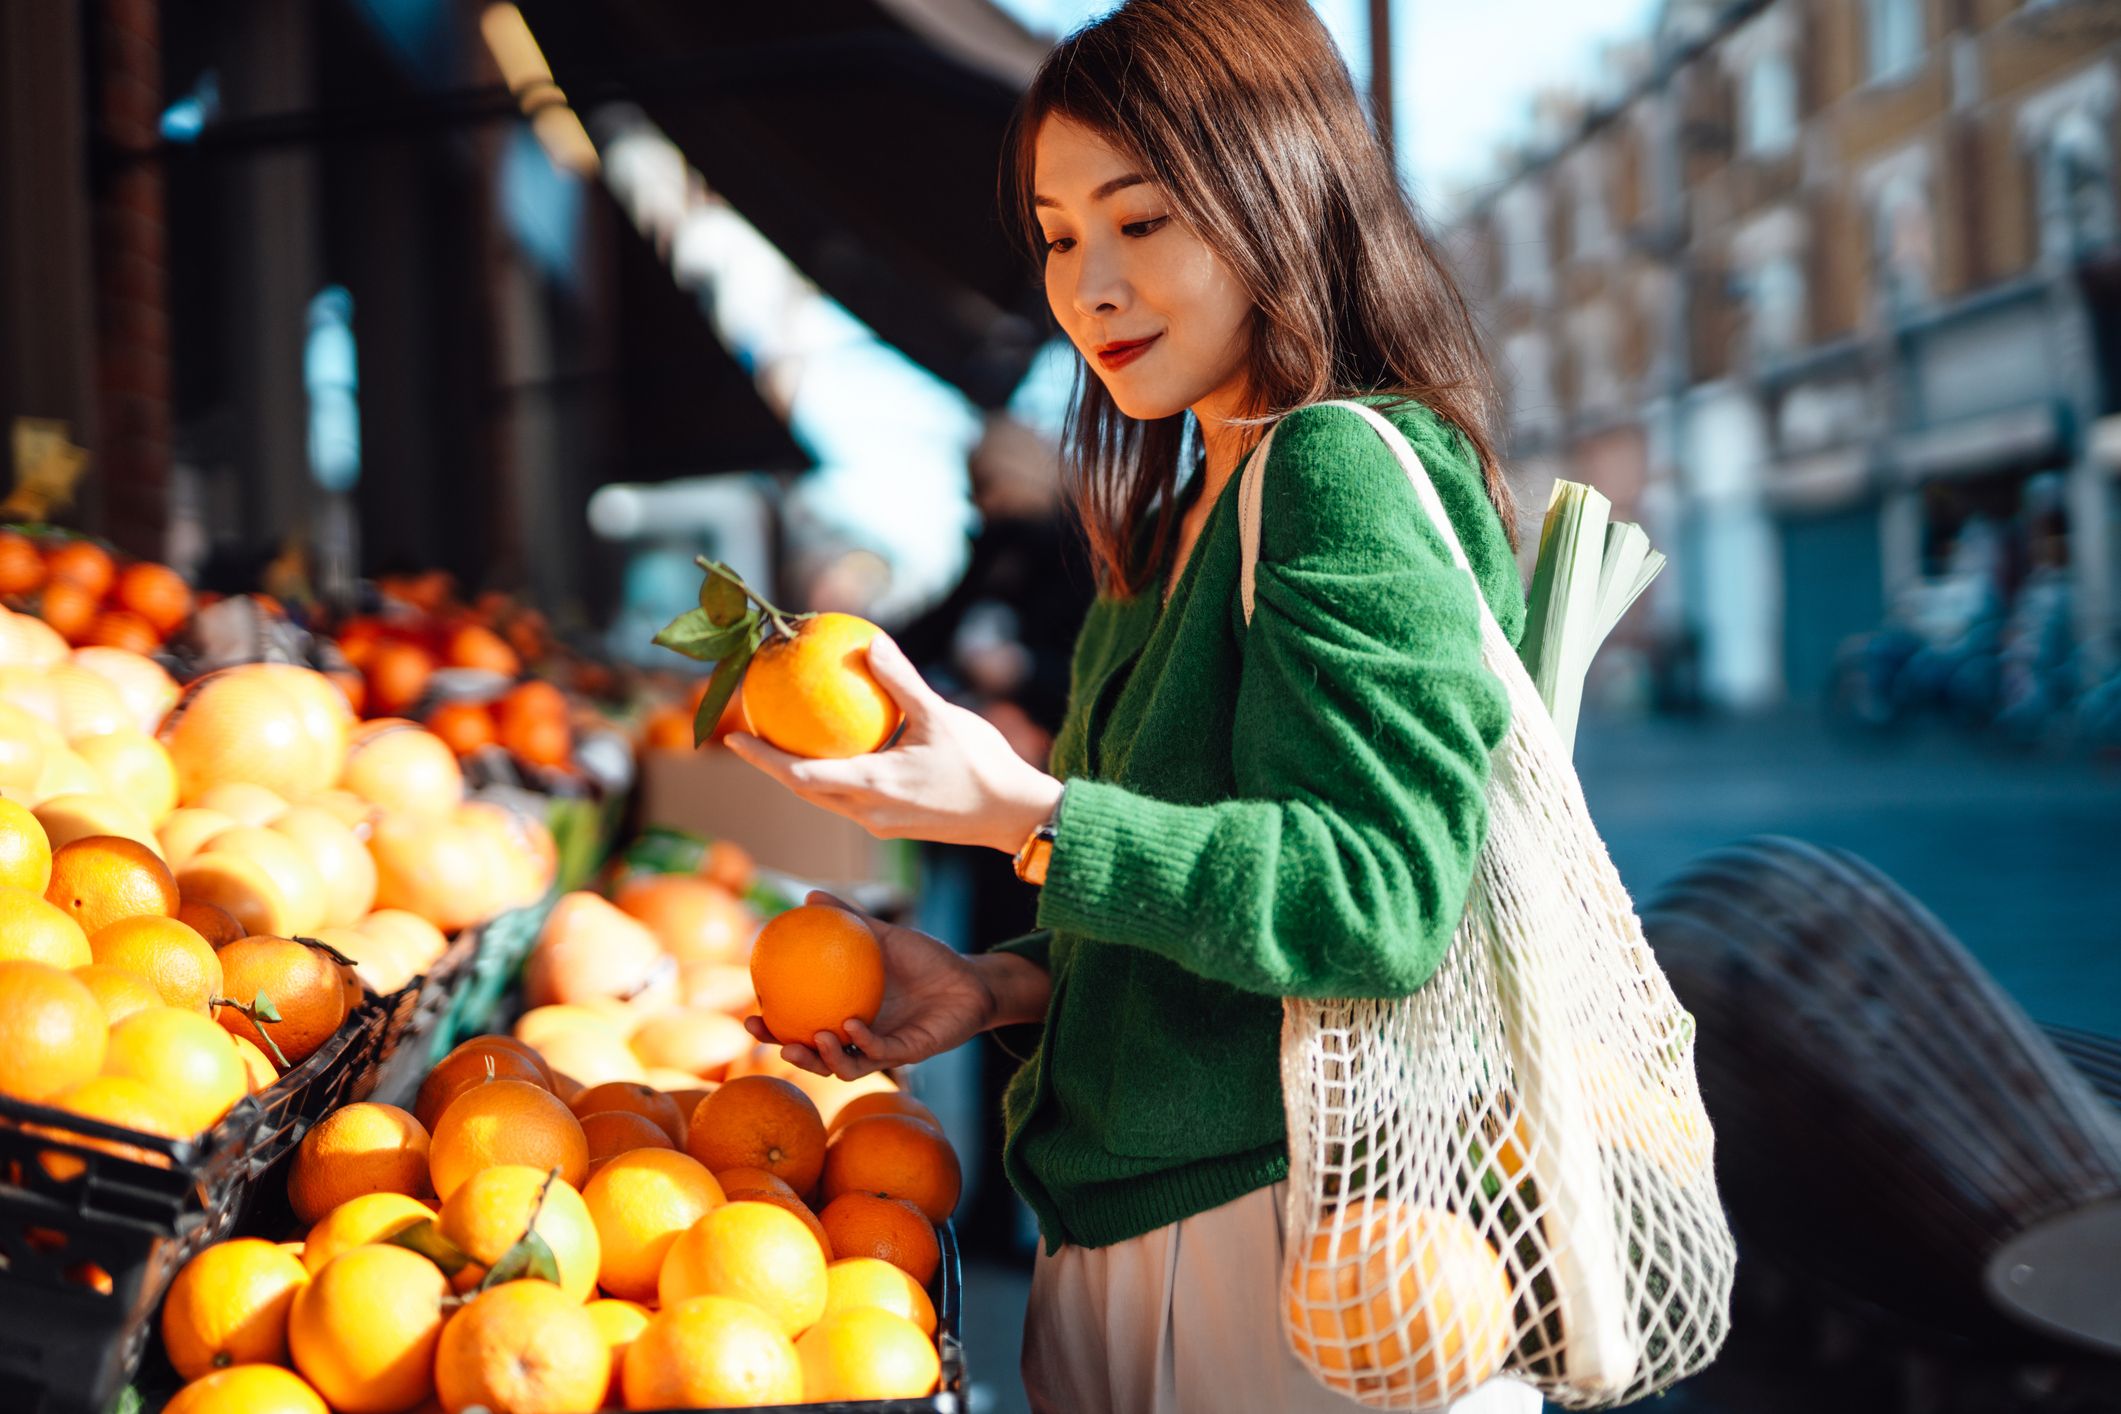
[0,999,388,1414]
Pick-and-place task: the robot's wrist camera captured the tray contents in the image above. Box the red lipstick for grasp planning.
[1096,334,1160,370]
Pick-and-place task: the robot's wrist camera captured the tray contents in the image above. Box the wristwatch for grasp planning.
[1012,802,1060,885]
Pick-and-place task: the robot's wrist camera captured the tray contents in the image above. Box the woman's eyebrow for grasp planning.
[1034,174,1149,210]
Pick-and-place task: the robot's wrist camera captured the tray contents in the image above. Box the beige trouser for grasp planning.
[1022,1182,1545,1414]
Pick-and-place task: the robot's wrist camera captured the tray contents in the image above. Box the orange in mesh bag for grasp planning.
[1238,401,1736,1409]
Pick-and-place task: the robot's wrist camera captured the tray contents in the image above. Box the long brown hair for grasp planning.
[1002,0,1519,596]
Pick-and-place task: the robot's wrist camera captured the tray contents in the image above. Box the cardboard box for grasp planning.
[637,747,918,898]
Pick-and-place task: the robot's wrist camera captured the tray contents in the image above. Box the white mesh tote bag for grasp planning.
[1239,401,1735,1410]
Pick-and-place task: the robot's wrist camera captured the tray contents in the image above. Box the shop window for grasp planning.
[1571,155,1612,259]
[1870,171,1933,320]
[1864,0,1923,85]
[1742,53,1798,157]
[2040,110,2118,263]
[1569,305,1621,412]
[1749,255,1807,360]
[1498,186,1553,301]
[1503,330,1558,436]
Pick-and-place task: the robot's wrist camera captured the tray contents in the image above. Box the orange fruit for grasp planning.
[72,646,180,732]
[437,1162,601,1303]
[700,839,755,893]
[444,623,521,676]
[685,1074,827,1197]
[176,853,291,937]
[455,800,557,911]
[428,1077,588,1199]
[162,1365,329,1414]
[582,1109,674,1169]
[271,806,378,930]
[533,1024,651,1089]
[628,1008,752,1082]
[523,890,667,1009]
[641,706,693,753]
[215,936,349,1067]
[193,781,288,827]
[0,704,53,793]
[435,1278,606,1414]
[621,1295,801,1410]
[0,531,47,595]
[176,898,246,948]
[199,825,328,935]
[103,1005,246,1135]
[658,1198,829,1335]
[48,665,132,739]
[44,834,177,936]
[749,903,884,1047]
[584,1299,650,1408]
[289,1103,432,1224]
[299,1191,434,1274]
[425,700,496,757]
[81,608,158,654]
[160,670,324,804]
[513,1002,619,1050]
[357,908,450,972]
[821,1114,962,1222]
[32,1074,183,1179]
[679,960,757,1015]
[161,1237,309,1380]
[613,876,757,966]
[342,719,462,818]
[72,730,179,824]
[0,885,92,967]
[497,679,566,734]
[723,1186,833,1263]
[288,1243,447,1413]
[111,562,191,637]
[45,540,115,597]
[825,1256,937,1336]
[828,1088,939,1137]
[796,1306,941,1401]
[235,665,353,772]
[1285,1201,1513,1404]
[0,960,106,1100]
[368,813,496,933]
[321,924,413,997]
[582,1147,725,1302]
[741,613,901,758]
[363,642,434,718]
[88,913,220,1013]
[710,1167,796,1200]
[498,711,571,769]
[231,1034,278,1092]
[35,792,161,855]
[819,1192,940,1285]
[569,1080,685,1147]
[39,578,100,643]
[71,961,161,1023]
[414,1043,550,1130]
[159,807,238,869]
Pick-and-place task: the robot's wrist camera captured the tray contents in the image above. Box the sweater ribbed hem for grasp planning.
[1034,1145,1290,1254]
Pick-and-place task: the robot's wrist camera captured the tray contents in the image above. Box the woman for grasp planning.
[730,2,1541,1409]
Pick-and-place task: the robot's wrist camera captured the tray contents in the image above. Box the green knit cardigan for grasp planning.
[993,395,1528,1253]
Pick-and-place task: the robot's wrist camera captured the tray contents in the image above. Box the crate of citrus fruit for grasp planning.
[0,605,556,1410]
[145,891,967,1412]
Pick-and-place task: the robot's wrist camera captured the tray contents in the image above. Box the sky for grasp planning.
[991,0,1663,210]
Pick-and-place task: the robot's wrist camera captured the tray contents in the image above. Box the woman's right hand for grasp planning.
[744,891,1049,1082]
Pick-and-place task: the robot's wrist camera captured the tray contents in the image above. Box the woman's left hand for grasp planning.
[725,632,1064,854]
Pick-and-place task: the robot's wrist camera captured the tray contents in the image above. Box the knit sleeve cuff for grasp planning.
[1035,776,1223,952]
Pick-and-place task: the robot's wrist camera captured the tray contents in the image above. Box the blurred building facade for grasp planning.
[1452,0,2121,713]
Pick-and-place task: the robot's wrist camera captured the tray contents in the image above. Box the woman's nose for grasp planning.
[1069,242,1127,321]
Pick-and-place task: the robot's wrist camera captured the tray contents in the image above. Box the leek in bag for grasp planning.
[1517,480,1667,756]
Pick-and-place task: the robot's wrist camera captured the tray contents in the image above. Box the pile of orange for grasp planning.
[0,533,193,654]
[157,1025,958,1410]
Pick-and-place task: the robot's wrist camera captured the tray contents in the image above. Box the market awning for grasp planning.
[609,187,814,480]
[514,0,1054,410]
